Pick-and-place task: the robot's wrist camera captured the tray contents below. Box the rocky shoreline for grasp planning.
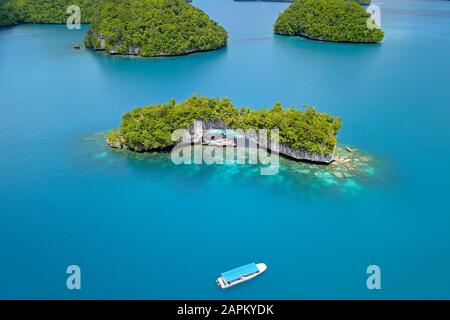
[87,33,226,57]
[106,134,368,179]
[107,119,336,164]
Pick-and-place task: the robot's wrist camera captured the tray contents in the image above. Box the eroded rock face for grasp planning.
[108,119,336,164]
[188,120,336,164]
[278,144,335,163]
[188,120,228,143]
[106,136,124,149]
[88,34,141,55]
[88,33,203,56]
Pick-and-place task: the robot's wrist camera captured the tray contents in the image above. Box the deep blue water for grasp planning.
[0,0,450,299]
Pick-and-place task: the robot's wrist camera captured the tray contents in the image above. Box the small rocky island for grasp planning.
[274,0,383,43]
[84,0,227,57]
[107,96,341,164]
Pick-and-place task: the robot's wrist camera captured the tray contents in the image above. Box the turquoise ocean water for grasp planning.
[0,0,449,299]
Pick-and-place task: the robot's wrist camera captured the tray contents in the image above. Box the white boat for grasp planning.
[216,262,267,289]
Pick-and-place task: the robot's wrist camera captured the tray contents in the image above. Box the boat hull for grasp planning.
[216,263,267,289]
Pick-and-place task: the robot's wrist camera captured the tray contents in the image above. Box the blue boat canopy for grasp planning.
[221,263,258,282]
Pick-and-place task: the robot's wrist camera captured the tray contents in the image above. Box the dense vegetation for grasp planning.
[85,0,227,57]
[274,0,383,43]
[108,96,341,155]
[0,0,192,25]
[235,0,371,4]
[0,0,225,57]
[0,0,20,26]
[0,0,105,25]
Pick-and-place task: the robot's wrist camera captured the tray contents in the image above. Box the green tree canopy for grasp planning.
[0,0,106,24]
[0,0,226,57]
[274,0,383,43]
[0,0,192,25]
[84,0,227,57]
[110,96,341,155]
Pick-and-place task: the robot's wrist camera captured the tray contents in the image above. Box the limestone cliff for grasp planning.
[108,119,336,164]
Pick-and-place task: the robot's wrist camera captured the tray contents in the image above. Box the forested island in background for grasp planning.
[234,0,371,5]
[0,0,107,25]
[85,0,227,57]
[107,96,341,163]
[0,0,227,57]
[274,0,383,43]
[1,0,383,51]
[0,0,192,25]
